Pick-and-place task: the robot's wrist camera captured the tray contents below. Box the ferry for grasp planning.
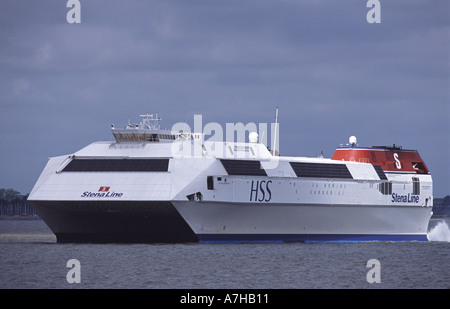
[28,112,433,243]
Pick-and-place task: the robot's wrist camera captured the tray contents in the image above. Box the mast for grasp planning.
[272,107,279,156]
[139,113,161,130]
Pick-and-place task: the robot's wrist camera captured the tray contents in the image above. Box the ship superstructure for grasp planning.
[28,114,433,243]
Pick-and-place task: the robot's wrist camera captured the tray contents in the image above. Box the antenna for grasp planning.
[139,113,161,130]
[272,107,279,156]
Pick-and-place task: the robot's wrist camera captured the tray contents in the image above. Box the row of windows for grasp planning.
[113,133,176,142]
[290,162,353,179]
[379,182,392,195]
[310,190,345,196]
[220,160,354,179]
[311,183,347,189]
[62,158,169,172]
[379,178,420,196]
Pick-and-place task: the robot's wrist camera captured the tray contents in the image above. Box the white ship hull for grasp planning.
[174,202,431,242]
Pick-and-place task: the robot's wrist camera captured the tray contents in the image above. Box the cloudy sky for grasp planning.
[1,0,449,197]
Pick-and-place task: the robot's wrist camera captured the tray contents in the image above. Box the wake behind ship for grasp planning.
[28,113,433,243]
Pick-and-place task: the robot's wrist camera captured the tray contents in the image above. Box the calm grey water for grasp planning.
[0,219,449,289]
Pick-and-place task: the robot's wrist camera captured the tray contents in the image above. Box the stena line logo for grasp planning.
[81,186,123,198]
[391,193,419,203]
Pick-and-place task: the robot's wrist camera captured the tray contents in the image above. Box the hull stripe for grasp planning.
[198,234,428,243]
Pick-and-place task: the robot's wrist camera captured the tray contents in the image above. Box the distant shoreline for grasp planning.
[430,215,449,220]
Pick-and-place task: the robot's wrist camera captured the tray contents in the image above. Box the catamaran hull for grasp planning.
[30,201,197,243]
[30,200,431,243]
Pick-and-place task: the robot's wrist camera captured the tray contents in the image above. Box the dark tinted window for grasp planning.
[290,162,353,179]
[220,159,267,176]
[62,158,169,172]
[373,165,388,180]
[379,182,392,195]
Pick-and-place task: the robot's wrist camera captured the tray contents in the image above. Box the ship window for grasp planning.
[196,192,203,201]
[62,158,169,172]
[379,182,392,195]
[412,177,420,195]
[207,176,214,190]
[373,165,387,180]
[289,162,353,179]
[412,162,427,174]
[220,159,267,176]
[113,133,164,142]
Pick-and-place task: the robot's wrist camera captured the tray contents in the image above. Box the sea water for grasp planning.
[0,218,448,289]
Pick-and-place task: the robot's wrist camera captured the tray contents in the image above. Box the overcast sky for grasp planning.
[1,0,449,197]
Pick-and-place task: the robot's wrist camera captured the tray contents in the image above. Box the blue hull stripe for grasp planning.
[198,234,428,243]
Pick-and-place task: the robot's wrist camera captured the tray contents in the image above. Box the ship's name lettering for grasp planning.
[391,193,419,203]
[249,180,272,202]
[81,191,123,198]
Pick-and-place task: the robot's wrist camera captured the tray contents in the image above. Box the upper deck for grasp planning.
[111,113,178,143]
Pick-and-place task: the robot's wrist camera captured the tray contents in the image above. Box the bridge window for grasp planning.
[412,162,427,174]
